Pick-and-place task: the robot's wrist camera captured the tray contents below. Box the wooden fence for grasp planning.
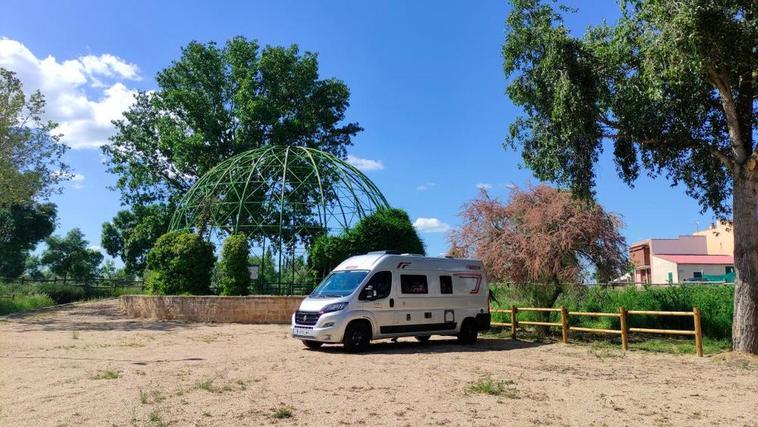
[490,305,704,357]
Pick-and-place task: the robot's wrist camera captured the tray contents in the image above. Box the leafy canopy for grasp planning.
[309,208,425,277]
[101,204,171,276]
[103,37,362,207]
[0,68,70,207]
[502,0,757,216]
[449,185,627,285]
[0,203,56,278]
[40,228,104,281]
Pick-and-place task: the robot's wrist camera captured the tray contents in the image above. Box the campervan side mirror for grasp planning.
[361,285,377,301]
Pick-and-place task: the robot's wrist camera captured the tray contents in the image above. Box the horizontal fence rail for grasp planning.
[490,304,704,357]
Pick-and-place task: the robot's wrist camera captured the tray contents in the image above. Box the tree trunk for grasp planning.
[732,171,758,354]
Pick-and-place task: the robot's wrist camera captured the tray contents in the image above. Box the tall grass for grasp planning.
[0,293,55,315]
[491,284,733,340]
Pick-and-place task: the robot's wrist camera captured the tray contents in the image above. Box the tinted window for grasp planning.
[693,271,703,279]
[440,275,453,294]
[360,271,392,300]
[401,274,428,294]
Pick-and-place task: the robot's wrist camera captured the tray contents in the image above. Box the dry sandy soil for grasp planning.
[0,300,756,427]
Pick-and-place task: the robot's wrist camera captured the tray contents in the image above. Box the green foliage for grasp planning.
[102,37,361,207]
[217,233,250,295]
[101,204,171,276]
[308,208,425,277]
[145,231,215,295]
[0,68,71,207]
[0,293,54,315]
[492,284,734,340]
[249,250,278,285]
[35,284,86,304]
[502,0,756,215]
[0,203,56,278]
[40,228,103,281]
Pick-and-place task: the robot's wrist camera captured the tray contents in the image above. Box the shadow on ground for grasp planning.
[312,337,549,355]
[6,300,215,333]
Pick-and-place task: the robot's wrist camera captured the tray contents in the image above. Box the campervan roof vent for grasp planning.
[367,250,402,255]
[400,253,425,257]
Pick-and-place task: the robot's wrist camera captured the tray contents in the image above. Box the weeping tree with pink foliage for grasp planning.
[449,184,628,308]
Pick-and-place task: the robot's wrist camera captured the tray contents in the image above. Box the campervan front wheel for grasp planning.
[457,319,478,345]
[342,321,371,352]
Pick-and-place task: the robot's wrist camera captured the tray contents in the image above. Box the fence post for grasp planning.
[510,305,518,339]
[620,306,629,351]
[693,307,703,357]
[560,306,568,344]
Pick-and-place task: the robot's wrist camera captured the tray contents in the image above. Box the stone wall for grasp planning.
[120,295,305,324]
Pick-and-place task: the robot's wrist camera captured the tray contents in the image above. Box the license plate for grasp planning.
[293,327,314,337]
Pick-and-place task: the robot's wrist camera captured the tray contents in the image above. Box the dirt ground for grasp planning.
[0,300,756,427]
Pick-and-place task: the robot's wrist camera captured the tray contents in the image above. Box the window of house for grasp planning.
[693,271,703,279]
[440,275,452,294]
[725,266,735,274]
[400,274,428,294]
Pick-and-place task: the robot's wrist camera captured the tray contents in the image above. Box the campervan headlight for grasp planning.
[320,302,348,314]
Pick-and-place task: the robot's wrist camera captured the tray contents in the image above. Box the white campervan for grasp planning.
[291,251,490,352]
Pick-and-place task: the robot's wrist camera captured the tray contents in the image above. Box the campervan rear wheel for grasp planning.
[415,336,431,343]
[457,319,478,345]
[343,322,371,352]
[303,340,323,349]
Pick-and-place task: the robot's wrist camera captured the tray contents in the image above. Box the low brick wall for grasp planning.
[120,295,305,324]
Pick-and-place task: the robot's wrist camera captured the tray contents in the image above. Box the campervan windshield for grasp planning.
[310,270,368,298]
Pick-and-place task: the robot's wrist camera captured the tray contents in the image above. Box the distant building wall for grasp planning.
[120,295,304,324]
[693,221,734,256]
[676,264,733,281]
[650,256,678,283]
[650,236,707,255]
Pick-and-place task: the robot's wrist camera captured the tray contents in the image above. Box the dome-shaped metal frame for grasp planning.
[169,145,389,289]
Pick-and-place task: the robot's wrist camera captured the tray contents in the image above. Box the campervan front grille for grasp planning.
[295,311,321,326]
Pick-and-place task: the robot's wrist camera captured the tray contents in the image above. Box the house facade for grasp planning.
[630,221,734,284]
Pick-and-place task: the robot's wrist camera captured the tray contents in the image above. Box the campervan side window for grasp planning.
[400,274,428,294]
[440,275,453,294]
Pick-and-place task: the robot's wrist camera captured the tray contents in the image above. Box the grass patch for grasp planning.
[195,378,217,392]
[271,406,293,419]
[140,390,165,404]
[0,293,55,315]
[94,370,120,380]
[465,376,518,398]
[148,410,166,427]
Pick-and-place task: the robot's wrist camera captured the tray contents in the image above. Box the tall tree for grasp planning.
[102,37,362,207]
[503,0,757,353]
[0,203,56,278]
[40,228,103,281]
[0,68,70,207]
[101,204,171,276]
[449,185,627,307]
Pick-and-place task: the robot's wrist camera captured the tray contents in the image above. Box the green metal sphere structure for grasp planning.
[169,146,389,286]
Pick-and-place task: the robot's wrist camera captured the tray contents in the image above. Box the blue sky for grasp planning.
[1,1,717,260]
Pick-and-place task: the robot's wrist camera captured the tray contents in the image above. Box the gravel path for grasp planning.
[1,300,756,426]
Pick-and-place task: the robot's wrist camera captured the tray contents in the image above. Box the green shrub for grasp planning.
[36,284,86,304]
[217,233,250,296]
[0,293,55,315]
[144,231,215,295]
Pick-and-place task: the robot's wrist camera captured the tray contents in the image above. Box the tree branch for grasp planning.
[707,69,749,164]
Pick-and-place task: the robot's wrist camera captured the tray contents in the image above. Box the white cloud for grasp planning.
[346,155,384,172]
[69,173,85,189]
[413,217,451,233]
[504,183,518,190]
[416,182,436,191]
[0,38,140,149]
[476,183,493,190]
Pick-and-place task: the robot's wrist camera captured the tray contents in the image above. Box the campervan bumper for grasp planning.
[290,311,350,343]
